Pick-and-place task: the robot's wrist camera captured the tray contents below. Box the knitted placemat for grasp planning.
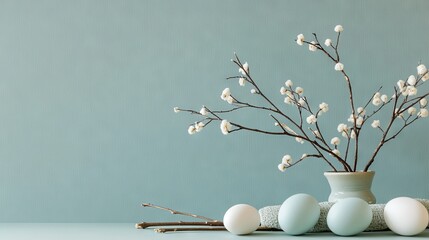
[259,198,429,232]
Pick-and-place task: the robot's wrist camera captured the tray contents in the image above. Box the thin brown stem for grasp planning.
[153,226,281,233]
[142,203,219,222]
[135,221,223,229]
[154,227,226,233]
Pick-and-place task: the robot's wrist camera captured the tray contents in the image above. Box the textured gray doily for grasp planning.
[259,198,429,232]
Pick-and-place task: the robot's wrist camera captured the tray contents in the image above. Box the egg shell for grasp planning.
[384,197,429,236]
[223,204,260,235]
[278,193,320,235]
[327,198,372,236]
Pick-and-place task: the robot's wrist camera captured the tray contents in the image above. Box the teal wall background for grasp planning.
[0,0,428,222]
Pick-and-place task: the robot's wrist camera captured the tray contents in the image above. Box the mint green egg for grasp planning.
[278,193,320,235]
[327,198,373,236]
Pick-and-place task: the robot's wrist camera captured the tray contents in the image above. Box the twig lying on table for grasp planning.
[142,203,219,222]
[137,203,281,233]
[152,226,280,233]
[154,227,227,233]
[135,221,224,229]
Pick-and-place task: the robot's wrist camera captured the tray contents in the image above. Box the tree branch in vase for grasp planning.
[174,24,429,173]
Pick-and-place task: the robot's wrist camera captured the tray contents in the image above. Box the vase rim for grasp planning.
[324,170,375,175]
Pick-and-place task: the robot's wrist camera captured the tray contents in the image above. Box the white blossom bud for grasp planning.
[238,77,246,86]
[309,41,317,52]
[347,114,355,123]
[313,130,321,138]
[418,108,429,118]
[357,107,366,116]
[250,89,257,94]
[298,98,306,106]
[332,149,340,157]
[296,34,305,46]
[334,62,344,71]
[295,137,304,144]
[371,120,380,128]
[374,92,381,98]
[188,125,196,135]
[406,86,417,96]
[306,114,317,124]
[380,94,388,103]
[407,75,417,86]
[324,38,332,47]
[397,80,405,89]
[226,95,235,104]
[350,130,356,139]
[337,123,348,133]
[280,86,287,95]
[334,25,344,33]
[295,87,304,95]
[200,107,208,116]
[284,96,293,105]
[285,79,293,88]
[301,153,308,159]
[195,122,205,132]
[278,163,287,172]
[221,88,231,100]
[417,64,427,75]
[420,98,428,107]
[372,97,382,106]
[408,107,417,115]
[331,137,340,145]
[356,116,364,126]
[422,73,429,81]
[239,62,249,75]
[220,120,232,135]
[282,155,292,165]
[319,102,329,113]
[173,107,180,113]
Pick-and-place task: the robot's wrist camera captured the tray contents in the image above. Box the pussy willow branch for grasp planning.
[286,154,322,168]
[136,221,224,229]
[364,88,401,171]
[364,90,429,171]
[152,226,280,233]
[232,55,346,170]
[304,34,359,170]
[142,203,219,222]
[229,117,347,171]
[303,97,331,150]
[137,203,280,233]
[154,227,226,233]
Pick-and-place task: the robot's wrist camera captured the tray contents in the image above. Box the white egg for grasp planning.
[384,197,429,236]
[223,204,260,235]
[327,198,372,236]
[278,193,320,235]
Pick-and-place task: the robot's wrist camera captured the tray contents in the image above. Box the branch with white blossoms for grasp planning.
[175,24,429,173]
[296,25,429,171]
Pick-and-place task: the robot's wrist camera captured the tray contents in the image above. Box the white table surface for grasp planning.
[0,224,428,240]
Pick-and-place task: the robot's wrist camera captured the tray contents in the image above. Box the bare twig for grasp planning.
[135,221,223,229]
[153,226,281,233]
[154,227,226,233]
[142,203,219,222]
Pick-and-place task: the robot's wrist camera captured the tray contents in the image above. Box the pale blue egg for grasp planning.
[327,198,372,236]
[278,193,320,235]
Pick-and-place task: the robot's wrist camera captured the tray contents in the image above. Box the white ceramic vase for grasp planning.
[324,171,376,204]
